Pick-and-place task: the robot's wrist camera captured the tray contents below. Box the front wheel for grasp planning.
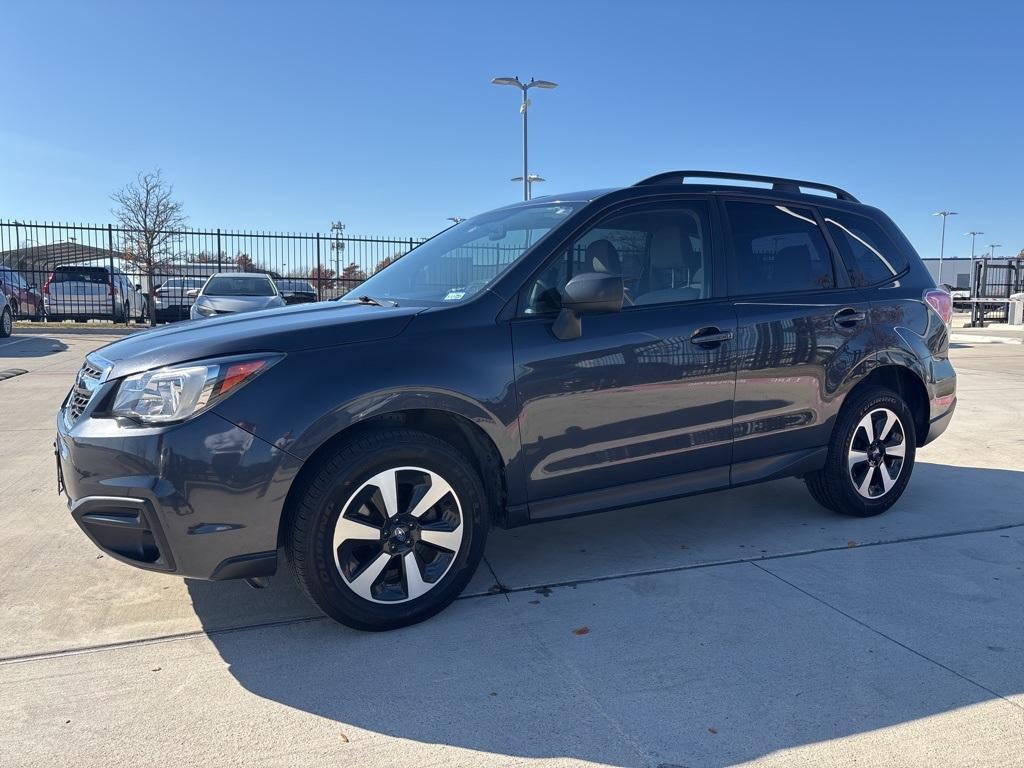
[806,386,917,517]
[0,307,11,337]
[286,429,490,631]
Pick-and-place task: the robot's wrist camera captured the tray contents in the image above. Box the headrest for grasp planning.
[586,239,620,274]
[650,227,696,270]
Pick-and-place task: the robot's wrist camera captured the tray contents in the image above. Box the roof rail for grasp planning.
[633,170,859,203]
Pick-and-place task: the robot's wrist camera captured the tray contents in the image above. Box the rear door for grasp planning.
[510,197,738,518]
[721,198,873,482]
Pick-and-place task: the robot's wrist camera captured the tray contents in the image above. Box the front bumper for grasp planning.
[57,400,302,580]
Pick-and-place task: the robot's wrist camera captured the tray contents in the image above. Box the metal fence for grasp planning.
[0,220,427,323]
[969,257,1024,326]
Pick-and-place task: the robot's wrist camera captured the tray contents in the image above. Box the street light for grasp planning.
[491,75,558,201]
[446,217,465,225]
[511,173,545,198]
[932,210,958,286]
[965,230,984,292]
[988,243,1002,260]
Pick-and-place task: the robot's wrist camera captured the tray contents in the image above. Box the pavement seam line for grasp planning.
[748,560,1024,714]
[4,520,1023,666]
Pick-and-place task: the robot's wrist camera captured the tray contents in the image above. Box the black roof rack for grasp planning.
[634,170,859,203]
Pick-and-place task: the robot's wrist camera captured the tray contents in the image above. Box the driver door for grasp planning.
[510,198,738,519]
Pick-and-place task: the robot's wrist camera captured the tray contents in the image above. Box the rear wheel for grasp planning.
[0,307,11,337]
[806,386,916,517]
[286,428,489,631]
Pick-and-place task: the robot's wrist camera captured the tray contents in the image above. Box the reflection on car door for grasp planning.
[510,198,739,519]
[722,199,873,481]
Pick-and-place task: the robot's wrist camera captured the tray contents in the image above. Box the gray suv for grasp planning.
[56,171,957,630]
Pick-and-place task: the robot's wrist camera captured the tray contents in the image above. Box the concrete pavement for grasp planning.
[2,330,1023,766]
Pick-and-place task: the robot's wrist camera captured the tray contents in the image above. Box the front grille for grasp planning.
[65,355,111,426]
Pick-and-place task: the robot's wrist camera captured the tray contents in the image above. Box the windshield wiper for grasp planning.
[338,294,398,307]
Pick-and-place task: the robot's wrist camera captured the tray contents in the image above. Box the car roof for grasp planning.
[526,171,870,214]
[209,272,273,278]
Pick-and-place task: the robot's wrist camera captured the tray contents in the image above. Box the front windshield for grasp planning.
[204,275,277,297]
[346,203,576,304]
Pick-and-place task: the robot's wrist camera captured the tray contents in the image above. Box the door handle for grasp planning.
[833,308,866,328]
[690,327,734,347]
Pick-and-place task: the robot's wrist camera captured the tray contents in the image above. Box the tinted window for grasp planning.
[524,202,712,313]
[1,269,27,288]
[53,267,109,284]
[204,276,277,297]
[276,280,316,292]
[823,209,908,286]
[726,202,834,295]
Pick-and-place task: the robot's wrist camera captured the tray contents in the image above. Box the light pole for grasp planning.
[932,210,958,287]
[511,174,545,199]
[491,76,558,201]
[988,243,1002,260]
[965,230,983,293]
[330,221,345,291]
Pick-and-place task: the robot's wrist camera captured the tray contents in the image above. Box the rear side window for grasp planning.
[726,202,834,295]
[823,210,909,286]
[54,267,109,284]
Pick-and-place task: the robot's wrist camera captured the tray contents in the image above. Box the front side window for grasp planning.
[823,209,908,286]
[726,201,834,295]
[204,275,277,297]
[523,202,712,314]
[348,203,577,305]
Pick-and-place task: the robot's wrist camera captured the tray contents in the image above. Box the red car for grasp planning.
[0,266,45,320]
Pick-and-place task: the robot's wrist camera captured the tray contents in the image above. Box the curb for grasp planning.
[950,333,1023,345]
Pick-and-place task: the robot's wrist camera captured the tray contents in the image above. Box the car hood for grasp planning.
[196,295,282,313]
[96,300,425,378]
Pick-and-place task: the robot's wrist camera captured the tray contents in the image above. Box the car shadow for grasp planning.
[0,336,68,357]
[185,463,1024,765]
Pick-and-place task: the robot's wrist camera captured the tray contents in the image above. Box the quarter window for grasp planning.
[726,201,834,295]
[523,202,712,313]
[823,210,908,286]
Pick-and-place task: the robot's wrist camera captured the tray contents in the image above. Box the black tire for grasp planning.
[0,307,11,337]
[9,299,19,319]
[806,385,916,517]
[286,428,490,631]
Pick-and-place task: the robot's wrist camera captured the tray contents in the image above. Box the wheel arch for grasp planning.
[847,362,929,446]
[277,407,512,550]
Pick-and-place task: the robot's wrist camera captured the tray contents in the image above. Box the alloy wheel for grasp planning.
[848,407,906,499]
[2,309,11,335]
[332,466,464,603]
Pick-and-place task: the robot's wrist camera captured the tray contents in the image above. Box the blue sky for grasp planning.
[2,0,1021,259]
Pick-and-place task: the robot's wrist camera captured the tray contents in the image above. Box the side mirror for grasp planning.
[186,289,200,299]
[135,283,142,291]
[552,272,623,341]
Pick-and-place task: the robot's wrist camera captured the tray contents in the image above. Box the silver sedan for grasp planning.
[189,273,286,320]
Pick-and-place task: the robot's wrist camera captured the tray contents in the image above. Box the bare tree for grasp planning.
[111,169,187,325]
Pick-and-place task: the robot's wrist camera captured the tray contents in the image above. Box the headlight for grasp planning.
[194,300,216,317]
[111,355,280,423]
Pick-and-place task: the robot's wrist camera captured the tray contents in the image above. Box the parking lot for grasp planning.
[1,326,1023,767]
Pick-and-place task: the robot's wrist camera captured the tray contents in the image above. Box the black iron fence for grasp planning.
[969,257,1024,327]
[0,220,427,323]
